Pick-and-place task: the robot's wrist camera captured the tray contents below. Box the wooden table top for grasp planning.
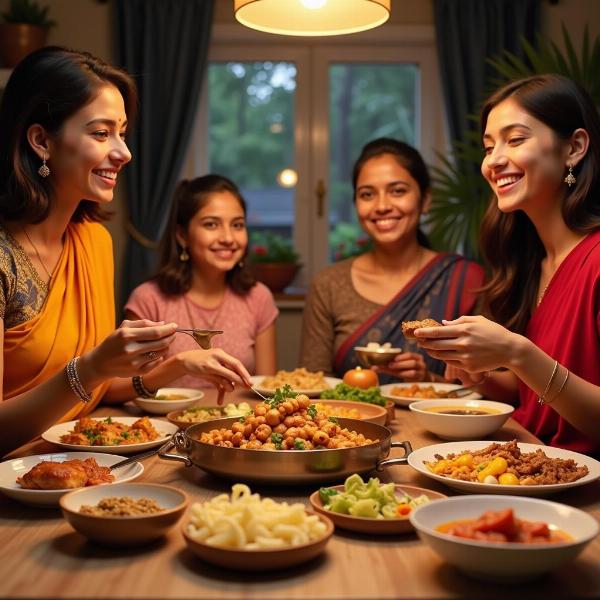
[1,388,599,599]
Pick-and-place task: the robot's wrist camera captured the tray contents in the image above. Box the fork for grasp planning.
[250,386,270,402]
[176,328,223,349]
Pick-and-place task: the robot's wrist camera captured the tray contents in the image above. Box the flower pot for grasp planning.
[250,262,300,293]
[0,23,47,68]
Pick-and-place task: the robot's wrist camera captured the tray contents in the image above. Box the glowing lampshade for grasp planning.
[234,0,391,37]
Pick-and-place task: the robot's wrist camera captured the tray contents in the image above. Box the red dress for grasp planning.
[514,230,600,455]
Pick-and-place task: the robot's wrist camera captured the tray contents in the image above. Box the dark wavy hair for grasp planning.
[155,174,256,296]
[479,75,600,333]
[351,137,431,248]
[0,46,137,224]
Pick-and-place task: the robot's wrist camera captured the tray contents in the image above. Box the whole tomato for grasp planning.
[342,366,379,389]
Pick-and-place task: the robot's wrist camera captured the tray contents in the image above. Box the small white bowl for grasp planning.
[409,399,514,440]
[132,387,204,415]
[410,494,599,582]
[354,346,402,366]
[60,483,188,545]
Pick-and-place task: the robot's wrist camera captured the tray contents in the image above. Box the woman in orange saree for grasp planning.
[0,48,250,456]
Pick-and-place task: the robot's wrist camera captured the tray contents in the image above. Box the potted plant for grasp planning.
[248,231,301,293]
[0,0,56,68]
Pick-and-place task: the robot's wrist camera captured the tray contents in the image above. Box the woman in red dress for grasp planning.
[416,74,600,455]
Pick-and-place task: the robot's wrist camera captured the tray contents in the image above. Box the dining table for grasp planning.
[1,387,599,600]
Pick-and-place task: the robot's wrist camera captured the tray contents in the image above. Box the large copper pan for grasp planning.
[158,417,412,484]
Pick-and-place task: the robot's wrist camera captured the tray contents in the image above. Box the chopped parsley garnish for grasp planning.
[266,384,298,408]
[271,432,283,450]
[328,416,339,424]
[294,438,305,450]
[120,431,130,439]
[319,487,339,504]
[104,417,113,424]
[307,404,317,419]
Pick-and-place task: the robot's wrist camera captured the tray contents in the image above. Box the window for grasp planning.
[182,25,444,286]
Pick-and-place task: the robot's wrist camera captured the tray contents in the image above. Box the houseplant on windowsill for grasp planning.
[248,232,301,293]
[0,0,56,68]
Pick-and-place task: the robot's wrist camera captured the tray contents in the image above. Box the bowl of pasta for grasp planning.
[183,483,334,570]
[60,483,188,545]
[410,494,599,582]
[158,392,412,484]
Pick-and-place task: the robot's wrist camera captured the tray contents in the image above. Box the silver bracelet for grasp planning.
[65,357,93,404]
[538,360,559,405]
[132,375,154,398]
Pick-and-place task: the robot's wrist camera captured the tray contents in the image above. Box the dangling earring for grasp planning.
[179,247,189,262]
[38,155,50,178]
[237,259,245,269]
[564,164,576,188]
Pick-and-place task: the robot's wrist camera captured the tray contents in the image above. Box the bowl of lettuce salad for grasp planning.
[309,473,446,534]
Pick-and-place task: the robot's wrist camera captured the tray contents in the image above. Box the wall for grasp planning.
[2,0,599,370]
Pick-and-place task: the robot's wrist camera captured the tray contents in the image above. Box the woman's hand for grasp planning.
[373,351,429,381]
[174,348,253,404]
[414,315,519,373]
[444,364,487,386]
[80,320,178,381]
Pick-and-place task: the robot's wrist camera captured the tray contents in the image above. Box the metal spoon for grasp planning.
[176,328,223,349]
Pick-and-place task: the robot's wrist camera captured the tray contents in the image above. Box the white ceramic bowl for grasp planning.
[410,494,599,582]
[380,382,481,408]
[354,346,403,366]
[409,399,514,440]
[132,387,204,414]
[60,483,188,545]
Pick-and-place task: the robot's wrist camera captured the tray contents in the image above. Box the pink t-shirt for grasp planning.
[125,281,278,388]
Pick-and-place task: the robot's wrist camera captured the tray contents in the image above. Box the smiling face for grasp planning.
[354,154,428,247]
[44,84,131,205]
[481,97,570,213]
[177,191,248,275]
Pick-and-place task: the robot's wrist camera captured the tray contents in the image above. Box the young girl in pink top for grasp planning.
[125,175,278,390]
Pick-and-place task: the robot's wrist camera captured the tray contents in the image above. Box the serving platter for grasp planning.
[380,382,481,408]
[42,417,178,454]
[0,452,143,506]
[249,375,343,398]
[407,441,600,496]
[309,484,446,535]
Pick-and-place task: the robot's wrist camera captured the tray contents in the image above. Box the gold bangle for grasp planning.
[537,360,559,405]
[546,367,570,405]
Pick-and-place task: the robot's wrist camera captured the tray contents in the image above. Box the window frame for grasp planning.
[181,24,445,286]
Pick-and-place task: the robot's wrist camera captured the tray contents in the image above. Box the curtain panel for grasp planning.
[116,0,214,306]
[433,0,541,144]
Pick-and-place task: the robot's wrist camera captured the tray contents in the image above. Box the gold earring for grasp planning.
[179,247,189,262]
[38,156,50,178]
[564,165,576,187]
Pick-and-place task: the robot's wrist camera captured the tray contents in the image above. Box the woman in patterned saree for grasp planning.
[0,47,249,456]
[300,138,484,381]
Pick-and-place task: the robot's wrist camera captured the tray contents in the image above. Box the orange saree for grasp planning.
[4,221,115,421]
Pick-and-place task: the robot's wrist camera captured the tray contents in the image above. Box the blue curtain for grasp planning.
[115,0,214,305]
[433,0,541,144]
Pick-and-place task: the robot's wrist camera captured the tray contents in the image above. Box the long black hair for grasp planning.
[0,46,137,223]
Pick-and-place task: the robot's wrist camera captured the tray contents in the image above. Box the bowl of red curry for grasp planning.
[409,494,598,582]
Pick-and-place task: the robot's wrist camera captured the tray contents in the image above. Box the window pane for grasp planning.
[328,63,418,261]
[208,62,296,242]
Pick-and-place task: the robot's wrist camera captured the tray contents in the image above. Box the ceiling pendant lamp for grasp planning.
[234,0,391,37]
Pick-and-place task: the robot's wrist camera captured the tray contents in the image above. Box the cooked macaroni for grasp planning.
[187,483,327,549]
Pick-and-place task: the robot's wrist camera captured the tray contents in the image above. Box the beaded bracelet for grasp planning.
[65,357,92,404]
[537,359,559,405]
[132,375,154,398]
